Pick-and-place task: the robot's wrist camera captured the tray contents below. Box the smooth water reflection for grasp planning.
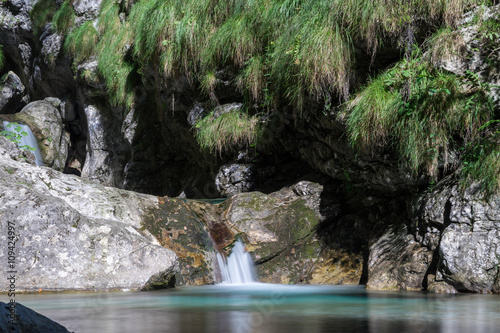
[15,284,500,333]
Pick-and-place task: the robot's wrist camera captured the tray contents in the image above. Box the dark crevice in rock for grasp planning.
[422,249,441,290]
[359,250,370,285]
[253,248,286,266]
[443,199,452,229]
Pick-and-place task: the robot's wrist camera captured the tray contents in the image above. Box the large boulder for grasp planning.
[142,199,219,286]
[0,71,27,114]
[366,224,433,291]
[0,148,179,291]
[10,100,70,170]
[220,181,363,284]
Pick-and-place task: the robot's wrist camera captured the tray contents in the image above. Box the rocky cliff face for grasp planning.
[0,1,499,294]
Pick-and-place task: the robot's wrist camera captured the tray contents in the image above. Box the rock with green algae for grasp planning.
[141,198,219,286]
[220,181,363,284]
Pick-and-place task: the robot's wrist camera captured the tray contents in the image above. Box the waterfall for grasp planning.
[217,239,257,284]
[2,121,44,166]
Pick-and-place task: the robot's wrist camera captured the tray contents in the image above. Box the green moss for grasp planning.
[3,167,15,174]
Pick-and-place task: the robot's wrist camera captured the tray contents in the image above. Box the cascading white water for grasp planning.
[2,121,44,166]
[217,239,257,284]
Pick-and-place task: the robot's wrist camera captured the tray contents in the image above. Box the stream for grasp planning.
[15,284,500,333]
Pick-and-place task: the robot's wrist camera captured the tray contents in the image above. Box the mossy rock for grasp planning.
[142,197,217,286]
[221,182,329,282]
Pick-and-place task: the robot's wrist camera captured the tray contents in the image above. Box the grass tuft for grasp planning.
[64,21,98,62]
[30,0,58,36]
[0,45,4,70]
[347,47,495,179]
[461,121,500,195]
[96,0,136,108]
[426,27,468,64]
[52,0,76,36]
[194,106,261,155]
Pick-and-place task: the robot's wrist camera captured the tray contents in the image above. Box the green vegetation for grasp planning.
[52,0,76,36]
[28,0,499,191]
[64,21,98,63]
[1,122,36,152]
[36,0,484,110]
[194,108,261,155]
[0,45,4,70]
[476,14,500,61]
[346,45,498,190]
[461,121,500,195]
[95,0,136,108]
[30,0,58,36]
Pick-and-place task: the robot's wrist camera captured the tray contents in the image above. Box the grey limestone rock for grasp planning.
[0,71,26,114]
[0,135,36,165]
[12,100,69,171]
[215,163,256,197]
[414,180,500,293]
[367,224,433,291]
[41,33,62,66]
[81,104,130,187]
[0,149,178,291]
[73,0,103,20]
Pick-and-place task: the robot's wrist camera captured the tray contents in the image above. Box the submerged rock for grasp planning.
[0,302,72,333]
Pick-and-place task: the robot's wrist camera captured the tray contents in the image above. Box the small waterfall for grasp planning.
[2,121,44,166]
[217,239,257,284]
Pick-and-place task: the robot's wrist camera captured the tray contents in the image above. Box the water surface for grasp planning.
[15,284,500,333]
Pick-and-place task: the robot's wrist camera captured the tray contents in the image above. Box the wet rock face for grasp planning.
[142,199,218,286]
[220,181,363,284]
[81,104,130,187]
